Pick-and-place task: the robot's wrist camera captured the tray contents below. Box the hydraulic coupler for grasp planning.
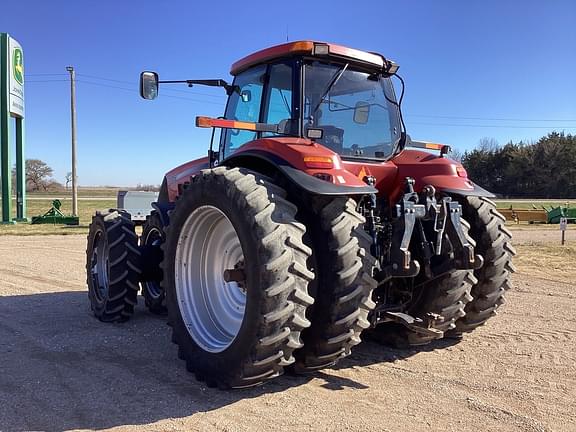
[376,178,483,282]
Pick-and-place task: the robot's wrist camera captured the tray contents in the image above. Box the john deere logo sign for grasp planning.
[6,36,25,118]
[13,48,23,84]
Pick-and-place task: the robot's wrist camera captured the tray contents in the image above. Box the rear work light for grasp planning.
[304,156,334,169]
[313,43,330,56]
[409,140,452,157]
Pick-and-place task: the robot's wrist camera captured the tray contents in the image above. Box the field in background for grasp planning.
[24,187,120,198]
[0,196,574,236]
[494,199,575,210]
[0,187,117,235]
[0,197,115,235]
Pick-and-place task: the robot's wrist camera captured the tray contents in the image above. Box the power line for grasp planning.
[76,73,134,84]
[21,77,224,105]
[24,73,67,77]
[25,79,68,83]
[406,114,576,122]
[76,73,224,98]
[76,79,140,93]
[76,79,223,105]
[408,121,576,129]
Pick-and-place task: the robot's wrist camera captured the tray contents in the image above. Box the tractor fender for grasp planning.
[157,177,169,202]
[440,181,495,198]
[413,175,495,198]
[163,157,211,202]
[224,150,377,196]
[392,149,495,199]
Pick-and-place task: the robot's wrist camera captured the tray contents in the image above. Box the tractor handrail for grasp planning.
[196,116,280,134]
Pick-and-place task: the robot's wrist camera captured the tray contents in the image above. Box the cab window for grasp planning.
[262,63,293,135]
[221,65,265,157]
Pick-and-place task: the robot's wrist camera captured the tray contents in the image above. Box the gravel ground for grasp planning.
[0,232,574,432]
[508,224,575,245]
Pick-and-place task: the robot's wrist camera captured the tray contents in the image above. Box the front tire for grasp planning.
[86,210,140,322]
[163,167,314,388]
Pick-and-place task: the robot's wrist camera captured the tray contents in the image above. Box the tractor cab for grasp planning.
[219,41,403,162]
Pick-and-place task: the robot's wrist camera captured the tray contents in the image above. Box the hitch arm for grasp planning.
[377,179,422,282]
[444,200,483,271]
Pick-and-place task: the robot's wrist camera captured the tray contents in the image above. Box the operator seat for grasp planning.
[317,125,344,153]
[307,109,345,153]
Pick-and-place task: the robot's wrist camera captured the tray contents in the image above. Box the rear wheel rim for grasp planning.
[175,205,246,353]
[90,229,109,302]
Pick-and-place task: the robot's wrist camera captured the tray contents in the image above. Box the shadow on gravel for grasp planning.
[337,336,461,370]
[0,291,451,432]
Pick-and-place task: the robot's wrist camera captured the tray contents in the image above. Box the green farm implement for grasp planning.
[31,199,79,225]
[546,205,576,224]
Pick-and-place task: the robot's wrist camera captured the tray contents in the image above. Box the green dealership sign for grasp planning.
[1,33,26,223]
[8,37,24,118]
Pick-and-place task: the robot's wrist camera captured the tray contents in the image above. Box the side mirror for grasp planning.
[240,89,252,103]
[140,71,159,100]
[353,101,370,124]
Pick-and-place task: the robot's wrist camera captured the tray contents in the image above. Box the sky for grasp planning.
[1,0,575,186]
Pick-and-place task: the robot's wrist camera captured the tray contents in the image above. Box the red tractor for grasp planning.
[86,41,515,388]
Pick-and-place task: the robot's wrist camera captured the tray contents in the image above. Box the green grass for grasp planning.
[27,187,120,198]
[0,198,115,236]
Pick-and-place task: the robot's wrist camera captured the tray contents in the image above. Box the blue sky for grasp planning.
[1,0,575,186]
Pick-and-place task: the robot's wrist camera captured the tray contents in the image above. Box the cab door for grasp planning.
[220,65,266,159]
[220,62,296,159]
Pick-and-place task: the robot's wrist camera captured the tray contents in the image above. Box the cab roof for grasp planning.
[230,40,392,76]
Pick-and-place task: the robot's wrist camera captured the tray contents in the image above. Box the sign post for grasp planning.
[560,217,567,245]
[0,33,26,223]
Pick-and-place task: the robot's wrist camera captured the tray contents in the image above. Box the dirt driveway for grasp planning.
[0,230,574,432]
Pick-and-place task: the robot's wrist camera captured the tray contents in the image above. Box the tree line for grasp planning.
[0,159,65,192]
[460,132,576,198]
[1,159,160,192]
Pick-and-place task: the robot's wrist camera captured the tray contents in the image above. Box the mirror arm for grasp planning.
[158,79,238,95]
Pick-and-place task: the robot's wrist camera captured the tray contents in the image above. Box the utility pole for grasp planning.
[66,66,78,216]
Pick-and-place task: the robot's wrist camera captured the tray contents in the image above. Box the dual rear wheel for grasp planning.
[86,210,140,322]
[140,212,166,314]
[160,167,377,388]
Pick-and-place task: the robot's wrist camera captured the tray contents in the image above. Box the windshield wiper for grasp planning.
[311,63,349,119]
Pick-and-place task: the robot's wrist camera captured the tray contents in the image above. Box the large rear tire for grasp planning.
[293,197,377,372]
[86,210,141,322]
[450,197,516,334]
[162,167,314,388]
